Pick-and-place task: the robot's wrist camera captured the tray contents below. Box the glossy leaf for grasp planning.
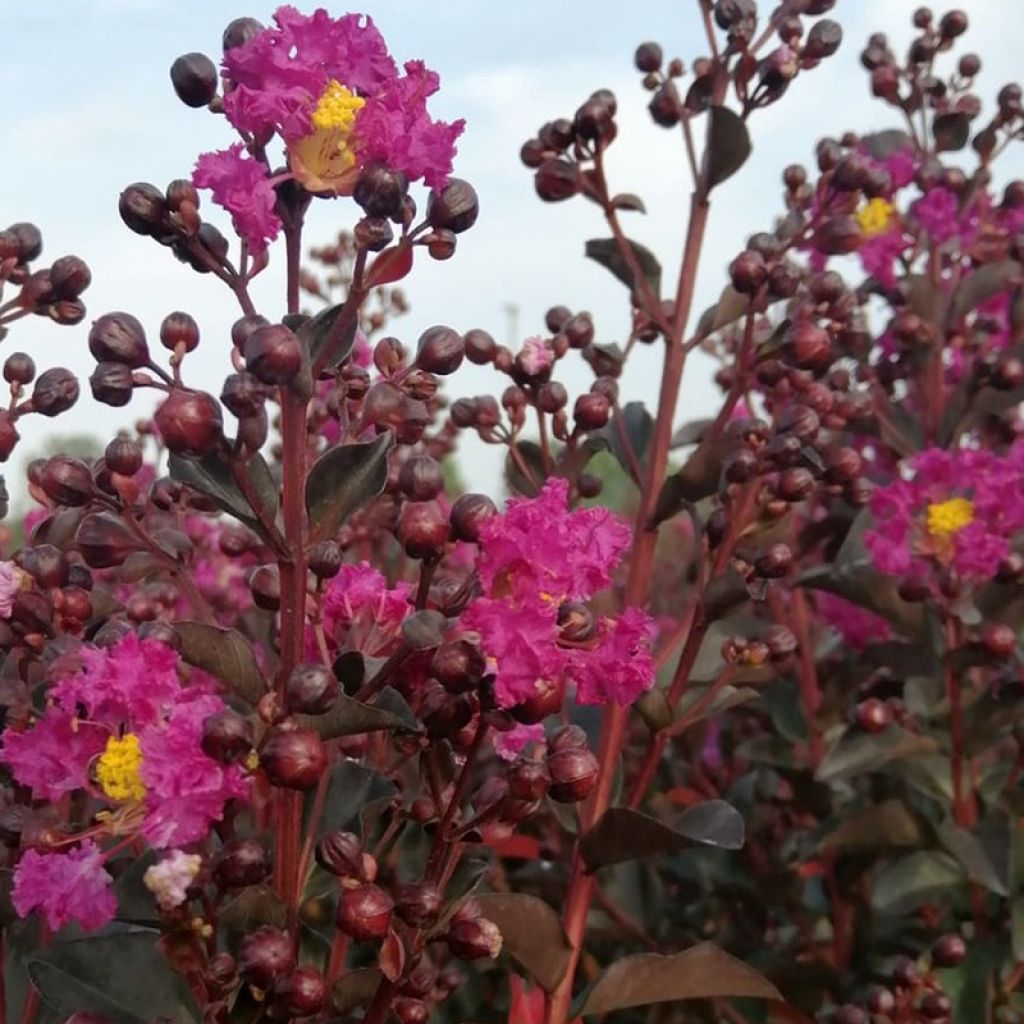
[820,799,922,854]
[505,439,546,497]
[303,300,358,368]
[580,942,780,1015]
[401,609,447,649]
[817,726,938,784]
[694,284,749,342]
[316,759,396,836]
[871,850,963,913]
[585,237,662,299]
[581,802,744,872]
[705,106,752,189]
[298,692,409,740]
[366,243,413,287]
[611,192,647,213]
[654,435,728,524]
[596,401,653,485]
[475,893,571,992]
[175,621,266,704]
[305,433,393,545]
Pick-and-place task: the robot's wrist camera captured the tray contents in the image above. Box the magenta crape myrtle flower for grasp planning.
[865,443,1024,585]
[0,561,23,618]
[315,561,413,658]
[193,6,465,253]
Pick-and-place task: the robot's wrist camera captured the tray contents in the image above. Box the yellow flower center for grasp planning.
[856,197,895,237]
[96,733,146,803]
[289,81,365,195]
[926,497,975,538]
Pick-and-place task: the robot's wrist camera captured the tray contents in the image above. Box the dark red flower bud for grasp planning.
[564,312,595,349]
[90,362,134,407]
[159,311,200,353]
[353,162,409,219]
[891,956,918,989]
[983,623,1016,659]
[535,159,578,202]
[337,883,393,941]
[730,250,767,294]
[939,9,968,38]
[866,987,895,1015]
[249,564,280,610]
[220,372,266,419]
[464,328,496,365]
[170,52,218,108]
[415,326,464,376]
[155,389,223,456]
[754,543,793,579]
[776,467,815,502]
[222,16,263,51]
[428,179,479,234]
[781,322,832,372]
[49,255,91,300]
[270,966,325,1017]
[201,708,254,764]
[432,639,485,694]
[510,677,565,724]
[856,697,892,733]
[507,756,549,801]
[394,998,430,1024]
[574,392,610,430]
[104,438,142,477]
[261,728,327,790]
[75,512,139,568]
[238,927,296,991]
[648,83,681,127]
[548,746,599,803]
[40,456,94,507]
[397,501,450,559]
[805,18,842,60]
[931,933,967,968]
[286,663,338,715]
[634,41,663,72]
[31,368,79,417]
[245,324,302,385]
[920,993,952,1020]
[813,216,862,256]
[89,312,150,367]
[214,838,271,888]
[316,830,367,879]
[118,184,167,236]
[3,352,35,386]
[447,918,503,959]
[833,1006,866,1024]
[394,882,442,926]
[308,540,342,579]
[449,493,496,542]
[398,455,445,501]
[166,179,200,212]
[23,545,68,589]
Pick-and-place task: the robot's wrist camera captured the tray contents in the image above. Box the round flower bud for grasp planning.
[231,314,271,351]
[394,998,430,1024]
[833,1006,866,1024]
[931,933,967,968]
[214,838,271,889]
[415,326,464,376]
[729,250,767,294]
[867,987,896,1015]
[548,747,600,803]
[260,728,328,790]
[464,328,496,365]
[354,216,394,252]
[535,159,579,202]
[939,9,968,38]
[89,312,150,367]
[166,179,200,212]
[75,512,138,568]
[104,438,142,477]
[564,312,595,349]
[510,677,565,724]
[337,883,393,941]
[270,967,326,1018]
[781,322,832,371]
[222,16,263,51]
[40,456,93,507]
[432,639,485,694]
[249,565,280,610]
[308,540,342,579]
[245,324,302,385]
[159,311,200,353]
[90,362,134,407]
[574,392,611,430]
[776,467,815,502]
[353,162,409,219]
[118,184,167,236]
[397,501,450,559]
[398,455,445,501]
[449,493,496,542]
[634,41,663,71]
[754,543,793,579]
[648,83,681,127]
[447,918,503,960]
[427,179,479,234]
[170,52,218,108]
[983,623,1016,659]
[855,697,892,734]
[155,389,223,456]
[31,368,79,417]
[286,663,338,715]
[394,882,442,926]
[220,372,266,419]
[49,256,92,300]
[237,927,296,991]
[200,708,254,764]
[3,352,35,386]
[813,215,862,256]
[316,830,369,880]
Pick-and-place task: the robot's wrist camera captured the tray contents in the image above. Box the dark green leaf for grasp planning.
[936,819,1008,895]
[871,851,963,913]
[670,417,715,449]
[584,238,662,299]
[366,243,413,287]
[580,943,780,1015]
[401,609,447,650]
[174,621,266,704]
[27,929,198,1023]
[820,799,922,854]
[581,802,743,872]
[705,106,751,189]
[302,301,358,369]
[475,893,571,992]
[596,401,653,485]
[694,284,748,342]
[305,433,393,545]
[332,968,383,1014]
[933,112,970,152]
[297,692,409,739]
[817,726,938,784]
[611,193,647,213]
[505,440,546,497]
[861,129,913,160]
[317,761,396,837]
[654,436,728,524]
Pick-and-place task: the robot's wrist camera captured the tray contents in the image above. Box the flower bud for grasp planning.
[983,623,1016,659]
[49,256,91,300]
[447,918,503,960]
[648,83,681,127]
[535,159,578,202]
[449,493,496,542]
[547,746,599,803]
[270,967,326,1018]
[166,179,200,211]
[118,184,167,236]
[855,697,891,734]
[564,312,595,349]
[574,392,610,430]
[394,998,430,1024]
[781,322,832,371]
[398,455,445,501]
[260,728,327,790]
[249,564,280,610]
[431,639,485,694]
[90,362,134,407]
[507,756,549,801]
[89,312,150,367]
[428,179,479,234]
[3,353,35,386]
[75,512,139,568]
[354,216,394,252]
[336,883,393,941]
[397,501,449,559]
[729,250,767,294]
[214,838,270,889]
[464,328,496,365]
[754,543,793,579]
[41,456,94,507]
[31,368,79,417]
[223,16,263,51]
[238,927,296,991]
[220,372,267,418]
[308,540,342,579]
[286,663,338,715]
[634,41,663,72]
[160,311,200,353]
[415,326,464,376]
[776,467,815,502]
[200,708,254,764]
[316,830,369,880]
[394,882,442,926]
[245,324,302,385]
[931,933,967,968]
[105,438,142,477]
[510,677,565,724]
[170,52,218,108]
[353,163,409,219]
[155,389,223,456]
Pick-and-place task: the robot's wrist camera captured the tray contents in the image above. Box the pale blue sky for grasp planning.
[2,1,1022,496]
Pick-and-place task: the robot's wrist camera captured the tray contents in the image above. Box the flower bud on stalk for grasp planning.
[260,728,327,790]
[238,927,296,991]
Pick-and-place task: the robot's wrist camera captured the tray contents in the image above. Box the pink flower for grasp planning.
[193,144,282,255]
[570,608,656,706]
[0,711,106,801]
[317,562,412,657]
[518,337,553,377]
[858,227,911,288]
[912,187,959,243]
[866,444,1024,584]
[816,592,892,650]
[12,841,116,932]
[0,561,22,618]
[493,723,545,761]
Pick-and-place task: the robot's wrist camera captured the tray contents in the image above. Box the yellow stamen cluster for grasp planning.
[856,197,896,237]
[311,81,365,132]
[926,497,975,538]
[96,733,146,803]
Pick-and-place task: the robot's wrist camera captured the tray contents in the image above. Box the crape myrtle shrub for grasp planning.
[0,2,1023,1023]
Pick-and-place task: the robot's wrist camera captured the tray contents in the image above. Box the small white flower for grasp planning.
[144,850,202,911]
